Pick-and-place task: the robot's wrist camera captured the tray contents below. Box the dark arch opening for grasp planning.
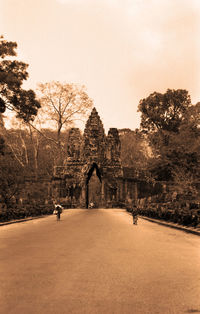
[86,163,102,208]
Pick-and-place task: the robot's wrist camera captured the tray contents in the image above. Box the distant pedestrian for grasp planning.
[89,201,95,209]
[132,206,139,225]
[54,204,63,221]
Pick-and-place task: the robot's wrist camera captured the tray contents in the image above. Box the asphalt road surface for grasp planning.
[0,209,200,314]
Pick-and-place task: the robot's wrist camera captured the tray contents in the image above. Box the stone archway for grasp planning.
[86,163,102,208]
[52,107,134,209]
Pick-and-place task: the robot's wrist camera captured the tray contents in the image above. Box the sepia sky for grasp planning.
[1,0,200,132]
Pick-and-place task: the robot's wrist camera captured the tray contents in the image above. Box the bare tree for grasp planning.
[37,81,93,155]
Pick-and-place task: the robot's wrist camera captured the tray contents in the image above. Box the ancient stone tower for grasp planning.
[52,107,137,208]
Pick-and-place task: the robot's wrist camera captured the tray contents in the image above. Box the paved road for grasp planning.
[0,209,200,314]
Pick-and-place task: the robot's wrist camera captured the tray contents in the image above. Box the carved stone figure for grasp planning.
[52,107,138,208]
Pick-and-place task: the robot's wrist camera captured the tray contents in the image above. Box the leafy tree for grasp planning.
[0,146,24,207]
[167,103,200,194]
[119,128,150,171]
[0,36,40,122]
[0,114,5,154]
[138,89,191,134]
[138,89,192,169]
[155,102,200,180]
[0,136,5,155]
[138,89,200,199]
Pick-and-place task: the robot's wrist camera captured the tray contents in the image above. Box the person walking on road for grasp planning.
[54,204,63,221]
[132,205,139,225]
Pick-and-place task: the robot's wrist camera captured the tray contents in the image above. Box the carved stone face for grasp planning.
[83,107,106,162]
[67,128,82,160]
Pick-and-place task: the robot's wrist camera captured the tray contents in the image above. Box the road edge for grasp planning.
[0,215,47,227]
[140,216,200,236]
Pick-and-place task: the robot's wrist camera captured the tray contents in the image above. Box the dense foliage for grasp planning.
[138,89,200,199]
[138,89,191,134]
[0,37,40,122]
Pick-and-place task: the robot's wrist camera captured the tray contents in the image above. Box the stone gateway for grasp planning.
[51,108,138,208]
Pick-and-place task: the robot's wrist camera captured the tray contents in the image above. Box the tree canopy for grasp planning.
[0,36,40,122]
[138,89,200,198]
[119,128,150,170]
[138,89,191,134]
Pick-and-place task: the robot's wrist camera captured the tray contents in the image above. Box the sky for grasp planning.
[1,0,200,132]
